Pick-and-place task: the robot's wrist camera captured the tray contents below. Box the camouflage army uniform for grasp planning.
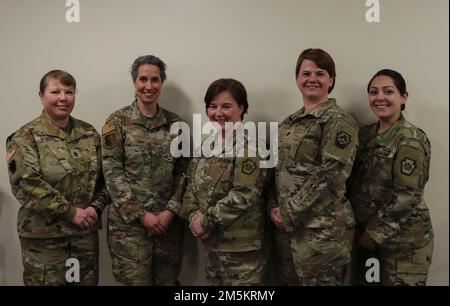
[6,112,109,285]
[180,135,269,285]
[102,100,187,286]
[347,115,434,286]
[270,99,358,285]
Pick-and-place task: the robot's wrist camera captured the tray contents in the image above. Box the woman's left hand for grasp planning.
[189,210,209,239]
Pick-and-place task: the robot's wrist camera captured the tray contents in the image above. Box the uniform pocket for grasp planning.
[22,256,45,285]
[207,158,233,200]
[40,143,71,186]
[151,141,175,187]
[71,136,98,175]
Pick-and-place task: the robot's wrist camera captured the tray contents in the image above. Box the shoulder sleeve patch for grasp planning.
[102,121,119,150]
[394,145,425,189]
[6,144,24,184]
[242,159,257,175]
[234,156,262,188]
[6,148,16,164]
[324,120,357,162]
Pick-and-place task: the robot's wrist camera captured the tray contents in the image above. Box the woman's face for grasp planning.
[296,59,333,104]
[368,75,407,124]
[39,78,75,121]
[134,64,163,106]
[207,91,243,129]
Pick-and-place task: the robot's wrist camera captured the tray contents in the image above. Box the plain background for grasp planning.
[0,0,448,285]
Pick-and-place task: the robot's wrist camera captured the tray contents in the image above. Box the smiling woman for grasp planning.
[180,78,269,285]
[269,48,359,286]
[348,69,434,286]
[39,71,76,127]
[101,55,188,286]
[5,69,109,285]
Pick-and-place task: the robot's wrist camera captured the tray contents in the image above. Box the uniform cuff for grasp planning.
[201,215,215,232]
[166,200,181,215]
[61,206,77,222]
[89,205,103,217]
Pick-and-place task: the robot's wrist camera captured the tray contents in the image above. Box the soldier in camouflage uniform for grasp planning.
[102,55,187,285]
[268,49,358,285]
[6,70,109,285]
[347,69,433,286]
[180,79,269,285]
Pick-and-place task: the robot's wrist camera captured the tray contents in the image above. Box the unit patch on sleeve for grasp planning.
[401,158,416,176]
[102,121,118,149]
[242,159,257,175]
[335,130,352,149]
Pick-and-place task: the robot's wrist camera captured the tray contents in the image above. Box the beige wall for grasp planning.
[0,0,448,285]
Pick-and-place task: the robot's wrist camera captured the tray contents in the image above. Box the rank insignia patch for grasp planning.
[401,158,416,175]
[336,131,352,149]
[242,159,257,175]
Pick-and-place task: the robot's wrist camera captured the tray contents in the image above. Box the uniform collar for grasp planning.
[288,98,337,121]
[36,111,92,140]
[131,100,169,130]
[371,114,406,140]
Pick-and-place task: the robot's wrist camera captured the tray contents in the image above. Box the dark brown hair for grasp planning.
[367,69,407,111]
[204,78,248,119]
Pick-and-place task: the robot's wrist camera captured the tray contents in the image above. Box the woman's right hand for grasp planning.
[140,211,166,236]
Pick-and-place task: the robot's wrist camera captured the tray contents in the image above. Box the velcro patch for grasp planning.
[242,159,257,175]
[234,156,261,188]
[394,145,424,189]
[401,158,416,176]
[324,120,356,162]
[102,121,116,135]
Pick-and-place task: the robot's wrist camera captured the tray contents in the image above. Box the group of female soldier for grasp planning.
[6,49,433,286]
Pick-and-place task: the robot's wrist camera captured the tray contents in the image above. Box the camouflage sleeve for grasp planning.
[101,118,145,224]
[179,159,200,221]
[6,132,76,221]
[366,138,430,245]
[89,132,110,213]
[280,118,358,230]
[203,155,267,231]
[166,156,190,214]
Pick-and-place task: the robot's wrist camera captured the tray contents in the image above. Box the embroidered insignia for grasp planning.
[242,159,257,175]
[336,131,352,149]
[401,158,416,175]
[104,133,117,148]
